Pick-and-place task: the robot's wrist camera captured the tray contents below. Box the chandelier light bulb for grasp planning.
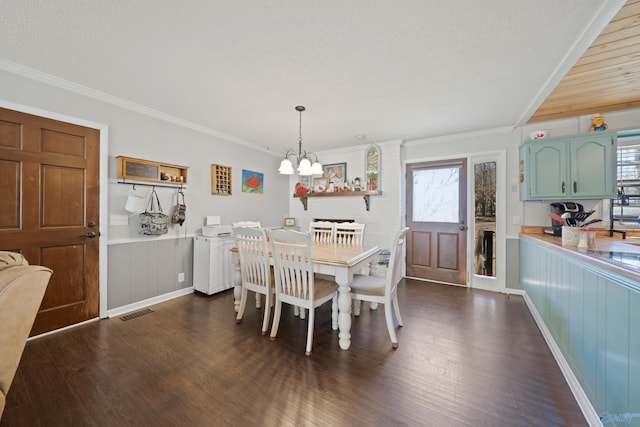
[297,158,313,175]
[278,158,294,174]
[311,161,323,175]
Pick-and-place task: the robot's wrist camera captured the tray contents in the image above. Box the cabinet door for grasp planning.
[527,141,567,199]
[569,135,617,199]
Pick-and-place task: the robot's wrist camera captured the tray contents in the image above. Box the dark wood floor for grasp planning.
[2,279,587,427]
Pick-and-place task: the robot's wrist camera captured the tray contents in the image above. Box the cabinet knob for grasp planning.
[562,181,565,193]
[573,181,577,193]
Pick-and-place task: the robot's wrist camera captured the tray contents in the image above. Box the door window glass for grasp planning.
[473,161,496,277]
[412,166,459,222]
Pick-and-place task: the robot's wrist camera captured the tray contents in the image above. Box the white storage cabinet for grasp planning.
[193,235,235,295]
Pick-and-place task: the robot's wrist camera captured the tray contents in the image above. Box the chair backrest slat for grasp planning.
[309,221,336,243]
[335,222,365,245]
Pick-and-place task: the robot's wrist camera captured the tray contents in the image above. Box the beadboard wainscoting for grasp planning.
[107,237,193,315]
[520,236,640,425]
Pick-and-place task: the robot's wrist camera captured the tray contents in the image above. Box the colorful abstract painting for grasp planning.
[242,169,263,194]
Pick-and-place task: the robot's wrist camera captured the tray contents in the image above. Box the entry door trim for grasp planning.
[403,150,507,293]
[468,151,506,293]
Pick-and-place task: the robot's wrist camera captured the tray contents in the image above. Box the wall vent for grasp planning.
[120,308,153,321]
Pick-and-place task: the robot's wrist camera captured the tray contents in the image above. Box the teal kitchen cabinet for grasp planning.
[519,132,617,200]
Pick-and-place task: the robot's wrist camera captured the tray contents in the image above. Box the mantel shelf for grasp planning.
[293,190,381,211]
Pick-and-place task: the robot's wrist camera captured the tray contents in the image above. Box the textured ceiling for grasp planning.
[0,1,627,155]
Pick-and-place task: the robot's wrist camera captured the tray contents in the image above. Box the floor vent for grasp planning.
[120,308,153,321]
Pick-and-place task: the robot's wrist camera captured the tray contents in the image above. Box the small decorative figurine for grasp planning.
[589,114,608,132]
[294,182,309,195]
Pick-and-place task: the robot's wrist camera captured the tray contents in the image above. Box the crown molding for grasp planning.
[0,58,277,156]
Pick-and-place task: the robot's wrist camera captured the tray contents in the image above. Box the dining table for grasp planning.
[230,241,380,350]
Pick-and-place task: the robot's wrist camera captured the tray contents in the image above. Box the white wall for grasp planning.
[403,127,521,238]
[0,68,291,241]
[5,63,640,296]
[288,140,403,254]
[0,67,292,312]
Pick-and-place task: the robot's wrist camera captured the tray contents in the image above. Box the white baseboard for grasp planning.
[521,292,602,427]
[28,317,100,341]
[106,287,194,318]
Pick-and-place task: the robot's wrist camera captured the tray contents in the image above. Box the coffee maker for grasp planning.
[547,202,584,236]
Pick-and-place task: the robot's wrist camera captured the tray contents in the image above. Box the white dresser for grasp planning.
[193,235,235,295]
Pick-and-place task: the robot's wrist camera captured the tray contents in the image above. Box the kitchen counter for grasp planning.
[520,227,640,283]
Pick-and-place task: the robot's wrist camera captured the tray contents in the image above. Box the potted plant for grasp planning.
[367,172,377,191]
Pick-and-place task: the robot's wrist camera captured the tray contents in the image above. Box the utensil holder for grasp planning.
[561,226,580,247]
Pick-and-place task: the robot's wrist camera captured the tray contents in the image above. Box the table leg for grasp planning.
[334,270,352,350]
[255,293,262,309]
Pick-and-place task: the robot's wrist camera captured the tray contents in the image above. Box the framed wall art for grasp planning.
[242,169,263,194]
[299,175,311,190]
[323,163,347,188]
[313,177,329,193]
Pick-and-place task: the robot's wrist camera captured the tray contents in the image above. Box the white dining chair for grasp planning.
[232,221,262,228]
[303,221,340,300]
[335,222,365,245]
[268,229,338,356]
[233,226,274,335]
[309,221,336,243]
[349,227,409,349]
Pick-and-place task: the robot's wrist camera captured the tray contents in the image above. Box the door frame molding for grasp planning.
[0,99,110,317]
[468,151,506,292]
[403,149,506,292]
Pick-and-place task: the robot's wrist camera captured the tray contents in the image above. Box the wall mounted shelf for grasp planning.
[117,156,188,186]
[211,164,232,195]
[294,190,381,211]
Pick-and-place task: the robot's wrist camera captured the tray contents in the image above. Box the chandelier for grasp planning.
[278,106,323,176]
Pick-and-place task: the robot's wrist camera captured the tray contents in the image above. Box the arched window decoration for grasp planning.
[365,144,381,191]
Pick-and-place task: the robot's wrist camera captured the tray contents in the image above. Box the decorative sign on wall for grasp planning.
[365,144,381,191]
[242,169,263,194]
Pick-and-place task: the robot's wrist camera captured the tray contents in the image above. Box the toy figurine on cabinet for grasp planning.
[589,114,608,132]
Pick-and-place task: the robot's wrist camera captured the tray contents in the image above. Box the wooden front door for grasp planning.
[0,107,100,335]
[406,158,467,285]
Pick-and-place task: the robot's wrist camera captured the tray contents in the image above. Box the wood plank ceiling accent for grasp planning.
[529,0,640,123]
